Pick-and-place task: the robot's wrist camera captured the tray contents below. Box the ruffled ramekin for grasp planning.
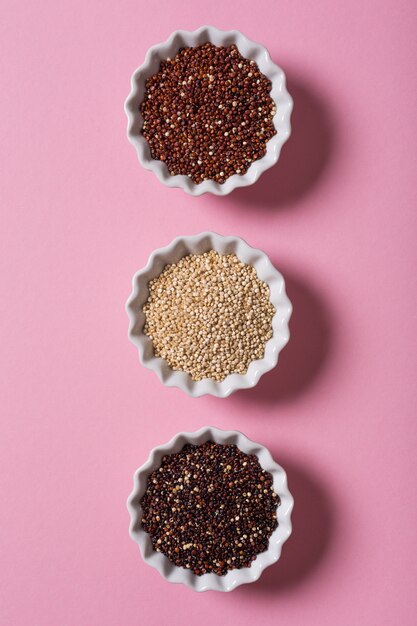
[125,26,293,196]
[127,426,294,592]
[125,232,292,398]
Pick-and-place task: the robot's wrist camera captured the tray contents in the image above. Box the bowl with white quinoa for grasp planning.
[127,426,294,591]
[126,232,292,397]
[125,26,293,195]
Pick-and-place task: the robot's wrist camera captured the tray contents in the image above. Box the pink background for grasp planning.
[1,1,417,624]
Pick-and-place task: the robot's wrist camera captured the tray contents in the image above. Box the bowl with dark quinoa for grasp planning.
[127,427,293,591]
[125,26,293,195]
[126,232,292,397]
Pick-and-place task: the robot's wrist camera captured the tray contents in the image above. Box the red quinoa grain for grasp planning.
[140,43,277,184]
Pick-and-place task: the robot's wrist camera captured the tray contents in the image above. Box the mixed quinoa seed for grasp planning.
[141,441,280,576]
[143,251,275,382]
[140,43,277,184]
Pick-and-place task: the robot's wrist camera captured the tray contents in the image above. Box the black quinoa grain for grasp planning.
[140,441,280,576]
[140,43,277,184]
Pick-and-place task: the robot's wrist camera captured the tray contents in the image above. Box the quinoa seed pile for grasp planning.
[140,43,277,184]
[141,441,279,576]
[143,251,275,381]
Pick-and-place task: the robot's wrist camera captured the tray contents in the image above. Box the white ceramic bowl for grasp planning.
[125,26,293,196]
[127,426,294,592]
[126,232,292,397]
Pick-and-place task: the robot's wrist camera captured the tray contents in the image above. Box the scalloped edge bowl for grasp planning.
[127,426,294,591]
[124,25,293,195]
[125,232,292,397]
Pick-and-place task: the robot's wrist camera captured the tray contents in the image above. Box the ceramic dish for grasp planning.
[127,426,294,592]
[126,232,292,398]
[125,25,293,196]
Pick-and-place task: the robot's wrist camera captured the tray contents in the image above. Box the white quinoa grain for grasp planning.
[143,251,275,381]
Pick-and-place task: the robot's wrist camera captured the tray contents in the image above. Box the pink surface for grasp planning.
[1,1,417,624]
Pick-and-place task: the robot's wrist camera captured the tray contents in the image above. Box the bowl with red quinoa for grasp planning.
[125,26,293,195]
[126,232,292,397]
[127,426,294,591]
